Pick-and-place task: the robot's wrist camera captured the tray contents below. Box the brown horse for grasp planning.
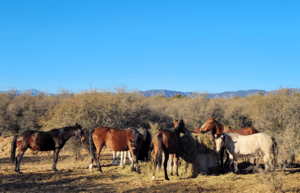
[11,123,83,174]
[199,117,259,168]
[89,127,143,173]
[199,117,258,136]
[223,125,259,135]
[151,119,186,181]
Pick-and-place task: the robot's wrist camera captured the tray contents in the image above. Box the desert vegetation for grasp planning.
[1,87,300,192]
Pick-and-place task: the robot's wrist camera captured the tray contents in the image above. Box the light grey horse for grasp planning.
[214,133,277,173]
[112,150,133,167]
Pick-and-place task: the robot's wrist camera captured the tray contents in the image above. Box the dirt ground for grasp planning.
[1,136,300,193]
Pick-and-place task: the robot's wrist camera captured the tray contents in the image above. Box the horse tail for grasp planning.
[11,135,18,163]
[271,136,278,167]
[89,130,97,162]
[156,133,163,170]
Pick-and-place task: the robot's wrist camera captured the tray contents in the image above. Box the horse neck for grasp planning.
[213,121,224,135]
[61,127,77,141]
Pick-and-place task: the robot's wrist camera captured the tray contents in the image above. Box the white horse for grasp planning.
[214,133,277,173]
[112,151,133,167]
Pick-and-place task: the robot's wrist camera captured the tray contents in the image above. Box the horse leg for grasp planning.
[163,151,170,180]
[228,153,234,172]
[130,153,140,174]
[112,151,116,166]
[263,153,271,172]
[89,157,94,171]
[128,150,133,162]
[170,154,174,176]
[175,153,179,176]
[52,148,60,172]
[233,155,238,173]
[15,148,27,174]
[94,145,103,172]
[219,147,224,167]
[120,151,124,167]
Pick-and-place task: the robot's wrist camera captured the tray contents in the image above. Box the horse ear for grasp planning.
[214,134,217,138]
[76,123,78,126]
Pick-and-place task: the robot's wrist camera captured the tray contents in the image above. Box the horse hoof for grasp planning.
[15,171,23,175]
[165,178,170,180]
[151,176,155,181]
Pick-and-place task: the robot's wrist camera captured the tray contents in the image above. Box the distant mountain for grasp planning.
[1,89,54,96]
[139,89,267,98]
[1,88,299,98]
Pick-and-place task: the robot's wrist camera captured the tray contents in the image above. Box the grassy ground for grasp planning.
[1,136,300,193]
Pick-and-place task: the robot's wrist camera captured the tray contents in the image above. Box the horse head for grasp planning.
[174,119,186,135]
[173,120,179,128]
[129,128,143,155]
[214,133,225,152]
[74,123,84,141]
[200,117,223,137]
[200,117,216,134]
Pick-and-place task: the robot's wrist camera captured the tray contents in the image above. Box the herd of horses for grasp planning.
[10,117,278,180]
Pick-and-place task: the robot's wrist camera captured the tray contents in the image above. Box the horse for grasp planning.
[151,119,186,181]
[112,150,132,167]
[223,125,259,135]
[111,128,151,167]
[214,133,277,173]
[137,128,152,162]
[89,127,143,173]
[10,123,84,174]
[199,117,258,136]
[199,117,259,168]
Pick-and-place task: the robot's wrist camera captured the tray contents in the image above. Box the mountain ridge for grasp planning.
[1,88,299,98]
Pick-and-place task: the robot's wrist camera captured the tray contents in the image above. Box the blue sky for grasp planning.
[1,0,299,94]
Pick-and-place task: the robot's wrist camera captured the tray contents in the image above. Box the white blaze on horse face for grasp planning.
[215,137,223,152]
[200,121,207,131]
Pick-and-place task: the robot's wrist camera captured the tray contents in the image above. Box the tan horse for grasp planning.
[214,133,277,172]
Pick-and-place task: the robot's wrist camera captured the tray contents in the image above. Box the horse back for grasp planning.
[157,130,180,153]
[93,127,132,151]
[17,130,56,151]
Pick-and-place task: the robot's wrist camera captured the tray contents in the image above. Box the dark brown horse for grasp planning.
[199,117,259,168]
[89,127,143,173]
[11,123,83,174]
[151,119,186,181]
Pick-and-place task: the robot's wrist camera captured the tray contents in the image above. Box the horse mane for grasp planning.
[211,120,223,136]
[129,128,142,142]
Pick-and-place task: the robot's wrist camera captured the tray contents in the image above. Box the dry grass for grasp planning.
[2,136,300,193]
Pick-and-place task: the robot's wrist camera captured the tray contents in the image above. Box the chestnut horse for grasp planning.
[89,127,143,173]
[151,119,186,181]
[11,123,83,174]
[199,117,258,136]
[112,128,151,167]
[199,117,259,168]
